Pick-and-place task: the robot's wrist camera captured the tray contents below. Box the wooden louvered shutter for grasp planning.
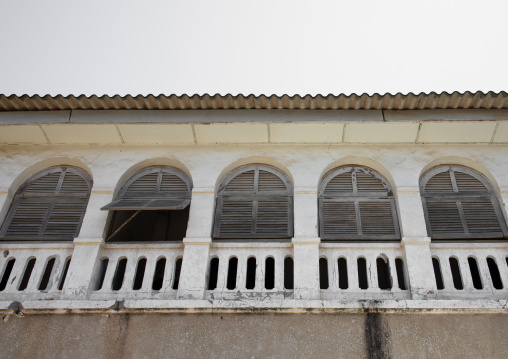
[1,167,92,240]
[319,167,400,240]
[101,168,192,210]
[214,165,293,239]
[421,167,508,239]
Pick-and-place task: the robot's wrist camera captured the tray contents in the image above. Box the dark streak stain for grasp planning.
[365,313,391,359]
[117,314,130,359]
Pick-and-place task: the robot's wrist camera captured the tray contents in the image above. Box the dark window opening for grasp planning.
[246,257,256,289]
[152,258,166,290]
[449,257,463,290]
[227,257,238,290]
[358,257,368,289]
[58,257,71,290]
[395,258,407,290]
[96,258,109,290]
[208,258,219,290]
[39,258,56,291]
[377,257,392,289]
[172,258,182,290]
[19,258,36,291]
[284,257,294,290]
[0,259,16,291]
[133,258,147,290]
[487,258,503,289]
[432,258,444,290]
[338,258,348,289]
[112,258,127,291]
[265,257,275,290]
[107,207,190,243]
[319,258,329,289]
[468,257,483,290]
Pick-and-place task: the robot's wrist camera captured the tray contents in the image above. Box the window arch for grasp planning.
[0,166,92,240]
[102,167,192,242]
[213,165,293,239]
[318,166,400,240]
[420,166,508,240]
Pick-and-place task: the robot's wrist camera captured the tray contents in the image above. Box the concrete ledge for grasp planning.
[2,299,507,315]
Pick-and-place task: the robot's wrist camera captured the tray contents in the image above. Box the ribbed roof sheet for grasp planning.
[1,91,507,111]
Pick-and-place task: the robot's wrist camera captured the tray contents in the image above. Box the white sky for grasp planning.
[1,0,507,96]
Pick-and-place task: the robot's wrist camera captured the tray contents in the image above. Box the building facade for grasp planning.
[1,92,508,358]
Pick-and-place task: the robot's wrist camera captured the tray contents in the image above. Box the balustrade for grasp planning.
[0,242,73,301]
[430,242,508,299]
[205,242,293,300]
[90,242,184,300]
[3,240,508,302]
[319,242,410,300]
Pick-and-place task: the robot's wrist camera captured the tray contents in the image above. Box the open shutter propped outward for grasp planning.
[214,165,293,239]
[421,166,508,240]
[101,168,192,211]
[319,167,400,240]
[1,167,92,240]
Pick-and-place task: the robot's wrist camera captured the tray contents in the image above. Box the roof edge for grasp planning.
[1,91,507,111]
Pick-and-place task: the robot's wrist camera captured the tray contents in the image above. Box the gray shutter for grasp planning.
[24,172,61,193]
[214,166,293,239]
[454,172,487,191]
[256,199,290,236]
[4,201,50,237]
[462,201,502,234]
[125,172,159,194]
[257,170,287,191]
[102,168,192,211]
[325,172,353,193]
[426,201,464,235]
[321,201,357,235]
[421,166,508,239]
[319,167,400,240]
[355,172,387,192]
[43,200,88,236]
[359,200,396,236]
[219,199,254,235]
[160,172,189,192]
[425,172,454,192]
[60,172,90,193]
[225,170,255,192]
[1,167,92,240]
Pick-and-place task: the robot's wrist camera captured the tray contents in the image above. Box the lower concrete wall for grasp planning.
[1,312,507,359]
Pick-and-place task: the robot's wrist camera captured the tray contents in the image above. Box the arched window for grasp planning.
[318,166,400,240]
[102,167,192,242]
[0,166,92,240]
[420,166,508,240]
[213,165,293,239]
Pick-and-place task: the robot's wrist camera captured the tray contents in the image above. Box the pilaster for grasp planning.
[177,188,215,299]
[61,237,104,299]
[292,189,320,300]
[397,187,437,299]
[402,236,438,299]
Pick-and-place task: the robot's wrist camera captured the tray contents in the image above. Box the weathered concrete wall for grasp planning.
[1,313,507,359]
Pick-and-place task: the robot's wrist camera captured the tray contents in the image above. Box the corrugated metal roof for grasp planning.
[0,91,507,111]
